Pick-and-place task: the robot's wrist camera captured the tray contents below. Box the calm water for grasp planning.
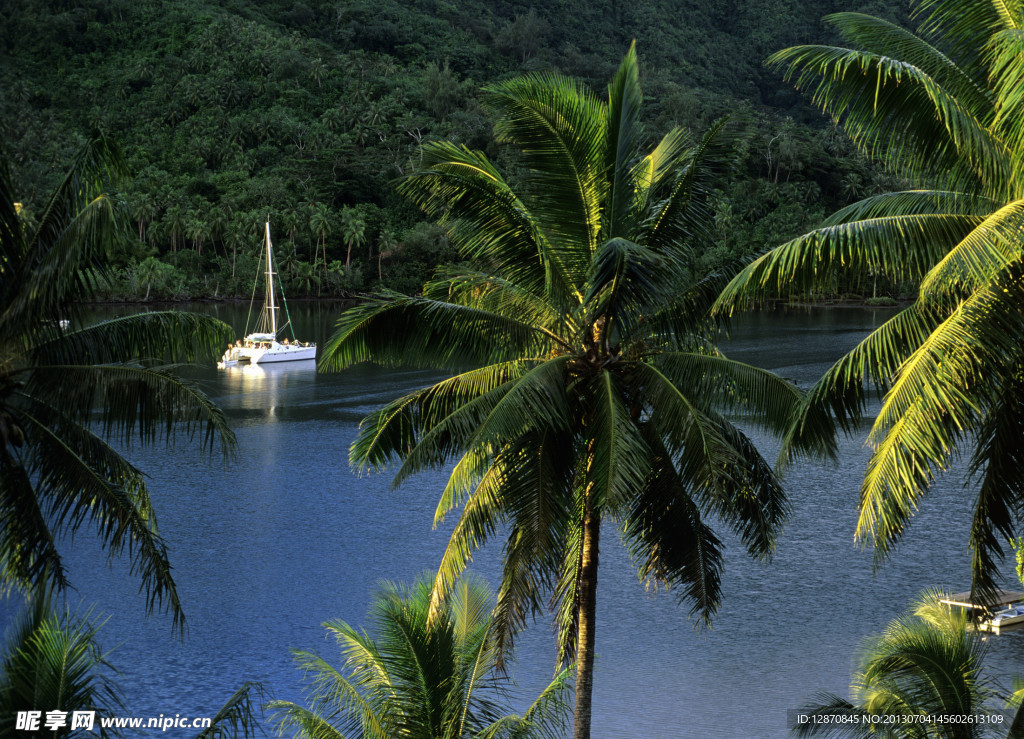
[8,302,1024,738]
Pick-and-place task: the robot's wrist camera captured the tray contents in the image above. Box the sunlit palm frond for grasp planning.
[423,268,565,339]
[766,44,1007,194]
[827,12,992,114]
[715,212,979,311]
[918,198,1024,302]
[277,575,568,739]
[643,117,733,256]
[483,72,606,288]
[398,143,554,300]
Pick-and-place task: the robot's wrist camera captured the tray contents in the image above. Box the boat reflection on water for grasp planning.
[218,359,317,419]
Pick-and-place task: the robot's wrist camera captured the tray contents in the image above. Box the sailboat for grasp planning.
[219,221,316,367]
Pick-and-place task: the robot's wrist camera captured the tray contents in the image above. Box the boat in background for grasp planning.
[219,221,316,367]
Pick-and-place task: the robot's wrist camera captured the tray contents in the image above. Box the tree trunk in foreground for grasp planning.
[573,502,600,739]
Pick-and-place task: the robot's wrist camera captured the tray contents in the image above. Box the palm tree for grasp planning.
[339,206,365,272]
[319,46,831,739]
[310,203,332,274]
[793,592,1018,738]
[268,574,571,739]
[714,0,1024,607]
[0,132,235,629]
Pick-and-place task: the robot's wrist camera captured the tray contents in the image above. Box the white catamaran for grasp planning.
[219,221,316,367]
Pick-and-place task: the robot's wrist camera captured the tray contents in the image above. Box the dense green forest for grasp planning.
[0,0,908,300]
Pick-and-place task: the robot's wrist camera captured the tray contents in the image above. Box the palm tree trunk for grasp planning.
[573,501,600,739]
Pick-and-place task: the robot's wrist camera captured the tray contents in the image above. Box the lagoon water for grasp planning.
[10,303,1024,738]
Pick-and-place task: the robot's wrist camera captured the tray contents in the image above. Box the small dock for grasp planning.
[939,589,1024,612]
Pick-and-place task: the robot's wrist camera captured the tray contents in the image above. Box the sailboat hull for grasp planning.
[219,339,317,367]
[251,344,317,364]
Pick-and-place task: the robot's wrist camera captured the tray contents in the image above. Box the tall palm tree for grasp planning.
[0,132,235,629]
[310,203,333,275]
[269,574,571,739]
[714,0,1024,606]
[319,46,831,739]
[793,592,1017,738]
[339,207,365,272]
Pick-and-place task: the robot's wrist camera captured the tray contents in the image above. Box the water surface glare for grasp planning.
[8,303,1024,738]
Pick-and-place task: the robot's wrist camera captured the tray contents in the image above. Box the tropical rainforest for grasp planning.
[0,0,907,300]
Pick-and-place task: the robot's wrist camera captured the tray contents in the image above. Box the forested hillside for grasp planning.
[0,0,908,299]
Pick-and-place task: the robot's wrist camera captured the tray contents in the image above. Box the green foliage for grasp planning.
[0,0,904,300]
[268,574,571,739]
[0,133,235,629]
[716,0,1024,607]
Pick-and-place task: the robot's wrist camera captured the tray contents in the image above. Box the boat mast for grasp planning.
[265,220,277,337]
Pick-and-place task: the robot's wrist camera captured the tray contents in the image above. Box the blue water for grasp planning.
[6,303,1024,738]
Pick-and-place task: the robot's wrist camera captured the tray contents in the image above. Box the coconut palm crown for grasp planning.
[715,0,1024,606]
[0,132,235,629]
[320,45,832,738]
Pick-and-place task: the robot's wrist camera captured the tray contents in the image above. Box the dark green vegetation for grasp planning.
[322,47,833,739]
[717,0,1024,607]
[2,0,906,301]
[793,592,1024,738]
[269,575,570,739]
[0,132,234,628]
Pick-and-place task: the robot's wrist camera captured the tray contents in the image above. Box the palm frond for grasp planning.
[30,311,233,366]
[827,12,993,115]
[15,405,184,631]
[390,357,572,487]
[917,197,1024,302]
[0,464,67,596]
[25,363,234,457]
[585,370,650,512]
[584,237,679,339]
[350,362,524,474]
[0,598,126,739]
[963,372,1024,607]
[483,71,607,292]
[856,272,1024,565]
[643,117,733,256]
[621,427,724,626]
[766,44,1007,194]
[423,268,564,340]
[196,682,265,739]
[398,143,557,301]
[604,41,645,240]
[319,293,548,373]
[714,212,980,311]
[915,0,1018,82]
